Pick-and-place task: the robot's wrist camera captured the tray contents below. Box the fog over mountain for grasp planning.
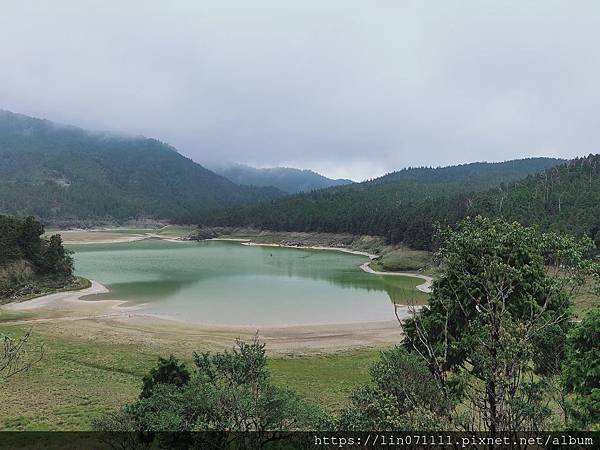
[1,1,600,180]
[209,164,353,193]
[0,110,283,224]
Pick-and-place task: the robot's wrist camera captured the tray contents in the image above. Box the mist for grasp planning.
[1,0,599,180]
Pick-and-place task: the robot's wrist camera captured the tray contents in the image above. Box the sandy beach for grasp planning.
[56,229,191,244]
[240,241,378,259]
[59,232,150,245]
[2,278,405,354]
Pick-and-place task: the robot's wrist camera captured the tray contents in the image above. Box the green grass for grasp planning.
[269,350,379,411]
[0,310,36,323]
[0,323,381,430]
[154,225,197,238]
[370,247,432,272]
[573,281,599,318]
[0,325,155,430]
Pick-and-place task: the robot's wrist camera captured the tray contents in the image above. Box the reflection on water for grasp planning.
[70,240,428,326]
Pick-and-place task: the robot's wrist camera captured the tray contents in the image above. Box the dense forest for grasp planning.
[211,163,353,193]
[401,154,600,249]
[202,157,567,248]
[474,155,600,240]
[0,215,74,301]
[0,110,283,225]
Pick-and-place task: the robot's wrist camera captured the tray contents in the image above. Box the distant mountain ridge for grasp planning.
[374,154,600,249]
[367,159,565,186]
[210,163,353,193]
[202,157,566,248]
[0,110,284,224]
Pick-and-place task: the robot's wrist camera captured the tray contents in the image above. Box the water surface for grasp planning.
[70,240,425,326]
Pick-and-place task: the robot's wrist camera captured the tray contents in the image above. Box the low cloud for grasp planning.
[1,1,598,180]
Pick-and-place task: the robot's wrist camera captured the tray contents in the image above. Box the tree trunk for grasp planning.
[487,375,498,434]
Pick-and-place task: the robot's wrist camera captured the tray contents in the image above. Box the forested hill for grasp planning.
[366,158,562,186]
[0,110,284,225]
[210,164,353,193]
[470,154,600,246]
[358,154,600,249]
[202,157,563,246]
[0,215,74,301]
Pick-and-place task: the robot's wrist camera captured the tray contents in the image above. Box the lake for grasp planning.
[70,239,427,326]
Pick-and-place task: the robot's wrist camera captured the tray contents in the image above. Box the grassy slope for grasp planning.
[0,321,379,431]
[369,247,432,272]
[573,280,599,319]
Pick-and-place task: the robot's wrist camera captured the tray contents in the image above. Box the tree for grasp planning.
[187,335,321,432]
[337,347,450,430]
[1,330,43,385]
[140,355,191,398]
[561,308,600,430]
[94,336,323,445]
[202,155,600,254]
[1,215,75,301]
[44,234,73,276]
[17,216,45,267]
[401,217,598,432]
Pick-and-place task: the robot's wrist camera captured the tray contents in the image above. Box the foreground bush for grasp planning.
[93,336,324,433]
[336,347,450,430]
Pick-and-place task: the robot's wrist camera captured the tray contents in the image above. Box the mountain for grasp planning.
[468,154,600,245]
[383,154,600,249]
[210,163,353,193]
[0,110,284,225]
[202,157,565,248]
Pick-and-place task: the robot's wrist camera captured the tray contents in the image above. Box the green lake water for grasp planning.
[69,240,426,326]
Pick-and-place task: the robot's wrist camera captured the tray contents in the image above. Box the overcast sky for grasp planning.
[1,1,599,181]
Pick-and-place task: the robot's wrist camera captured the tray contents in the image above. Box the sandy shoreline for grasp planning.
[60,231,187,245]
[208,237,252,242]
[2,278,405,353]
[239,241,378,259]
[4,280,110,310]
[62,235,150,244]
[360,262,433,293]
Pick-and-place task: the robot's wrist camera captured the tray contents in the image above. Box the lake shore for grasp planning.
[2,231,424,354]
[360,262,433,293]
[239,241,379,259]
[53,226,196,244]
[211,237,433,292]
[1,278,405,354]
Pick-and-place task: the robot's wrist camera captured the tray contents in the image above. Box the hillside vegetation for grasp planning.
[211,163,353,193]
[202,158,564,248]
[398,154,600,249]
[471,154,600,243]
[0,110,283,225]
[0,215,76,302]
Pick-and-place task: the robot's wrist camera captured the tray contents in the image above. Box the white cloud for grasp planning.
[1,0,599,180]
